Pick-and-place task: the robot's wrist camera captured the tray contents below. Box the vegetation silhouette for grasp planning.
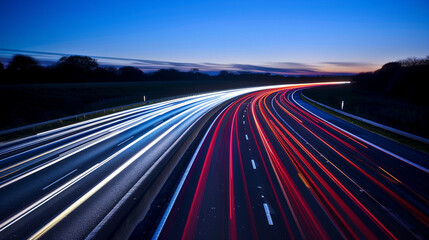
[3,55,43,83]
[3,53,428,135]
[0,54,350,131]
[353,56,429,104]
[57,55,99,71]
[118,66,147,82]
[2,54,427,105]
[7,55,40,71]
[0,54,344,85]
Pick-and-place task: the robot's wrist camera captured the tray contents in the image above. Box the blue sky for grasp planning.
[1,0,428,74]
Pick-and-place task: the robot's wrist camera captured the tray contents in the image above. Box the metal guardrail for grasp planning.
[0,101,143,136]
[301,93,429,145]
[0,93,197,137]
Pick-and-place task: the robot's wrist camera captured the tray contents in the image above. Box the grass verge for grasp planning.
[0,77,349,142]
[303,84,428,138]
[301,93,429,154]
[0,94,189,142]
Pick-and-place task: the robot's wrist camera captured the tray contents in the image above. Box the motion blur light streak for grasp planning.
[156,83,428,239]
[0,82,427,239]
[0,86,296,239]
[29,97,224,240]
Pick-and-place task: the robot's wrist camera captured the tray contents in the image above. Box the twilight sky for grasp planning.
[1,0,428,74]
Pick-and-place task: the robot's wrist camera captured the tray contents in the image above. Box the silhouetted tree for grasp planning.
[1,53,356,85]
[104,66,118,74]
[54,56,99,82]
[7,55,40,71]
[219,70,230,76]
[56,55,99,72]
[93,66,119,82]
[380,62,401,70]
[398,57,429,67]
[184,68,209,81]
[118,66,146,81]
[152,68,183,81]
[352,56,429,103]
[5,55,43,83]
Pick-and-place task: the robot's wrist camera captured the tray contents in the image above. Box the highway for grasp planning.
[154,85,429,239]
[0,82,428,239]
[0,86,291,239]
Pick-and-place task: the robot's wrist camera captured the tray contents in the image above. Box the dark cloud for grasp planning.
[0,48,357,75]
[272,62,317,68]
[321,61,373,67]
[229,64,319,74]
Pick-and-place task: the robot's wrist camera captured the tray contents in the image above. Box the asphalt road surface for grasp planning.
[1,82,427,239]
[0,86,288,239]
[154,85,428,240]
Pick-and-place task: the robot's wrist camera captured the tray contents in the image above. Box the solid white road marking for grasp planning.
[152,102,234,240]
[28,99,221,240]
[117,136,134,146]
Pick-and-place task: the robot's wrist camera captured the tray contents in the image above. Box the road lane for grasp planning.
[155,84,428,239]
[1,87,296,239]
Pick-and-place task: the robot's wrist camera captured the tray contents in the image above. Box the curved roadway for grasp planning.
[0,82,427,239]
[154,85,428,240]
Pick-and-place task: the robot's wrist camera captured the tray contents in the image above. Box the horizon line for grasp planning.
[0,48,365,76]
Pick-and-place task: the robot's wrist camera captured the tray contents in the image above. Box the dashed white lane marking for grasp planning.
[117,136,134,146]
[251,160,256,169]
[263,203,274,225]
[243,121,245,124]
[42,169,77,190]
[245,134,249,140]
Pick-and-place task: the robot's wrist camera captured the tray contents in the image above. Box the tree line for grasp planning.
[352,56,429,103]
[0,54,318,84]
